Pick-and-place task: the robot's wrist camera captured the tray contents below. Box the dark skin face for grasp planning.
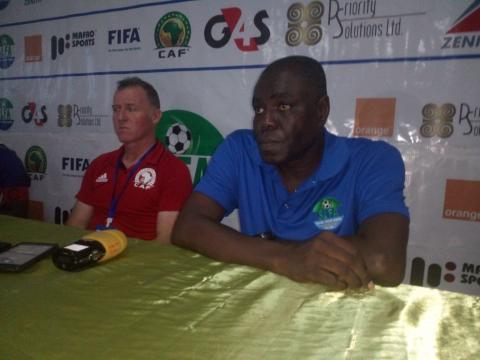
[252,69,330,188]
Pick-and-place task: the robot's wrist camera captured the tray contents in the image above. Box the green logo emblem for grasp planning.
[0,34,15,69]
[25,145,47,181]
[154,11,191,48]
[156,110,223,185]
[312,197,344,230]
[0,98,13,131]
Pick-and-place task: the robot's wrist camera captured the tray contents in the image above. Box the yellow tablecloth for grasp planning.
[1,215,479,359]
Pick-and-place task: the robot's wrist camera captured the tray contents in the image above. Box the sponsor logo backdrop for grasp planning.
[0,0,479,295]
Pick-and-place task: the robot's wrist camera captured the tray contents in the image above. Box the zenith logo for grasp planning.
[447,0,480,34]
[441,0,480,49]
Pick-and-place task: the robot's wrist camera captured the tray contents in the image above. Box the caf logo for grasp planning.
[155,11,191,48]
[25,145,47,180]
[420,103,455,138]
[286,1,324,46]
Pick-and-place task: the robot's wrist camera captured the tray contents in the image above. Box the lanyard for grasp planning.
[104,142,157,228]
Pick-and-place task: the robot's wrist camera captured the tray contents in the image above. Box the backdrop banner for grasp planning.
[1,0,479,295]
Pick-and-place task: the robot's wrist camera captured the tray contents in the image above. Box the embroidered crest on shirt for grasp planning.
[312,197,344,230]
[134,168,156,189]
[95,172,108,183]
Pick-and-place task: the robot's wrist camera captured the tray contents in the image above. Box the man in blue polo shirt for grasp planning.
[0,144,30,218]
[172,56,409,290]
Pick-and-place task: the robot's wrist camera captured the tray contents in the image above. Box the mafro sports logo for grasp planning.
[156,110,223,185]
[312,196,344,230]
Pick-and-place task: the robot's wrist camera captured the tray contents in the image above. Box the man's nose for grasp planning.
[115,109,127,122]
[261,108,277,130]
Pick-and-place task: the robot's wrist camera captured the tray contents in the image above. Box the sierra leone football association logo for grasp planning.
[0,34,15,69]
[0,98,14,131]
[156,110,223,185]
[312,197,344,230]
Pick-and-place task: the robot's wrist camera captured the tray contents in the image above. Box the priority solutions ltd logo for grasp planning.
[286,0,412,46]
[154,11,191,59]
[25,145,47,181]
[156,110,224,185]
[204,7,270,51]
[0,98,14,131]
[0,34,15,69]
[420,101,480,138]
[420,103,455,138]
[286,1,324,46]
[57,104,107,127]
[441,0,480,49]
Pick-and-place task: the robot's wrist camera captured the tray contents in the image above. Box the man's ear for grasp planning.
[153,109,162,125]
[317,96,330,126]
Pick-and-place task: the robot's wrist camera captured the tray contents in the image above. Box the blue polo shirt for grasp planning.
[195,130,409,241]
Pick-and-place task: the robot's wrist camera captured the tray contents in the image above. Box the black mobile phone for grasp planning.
[0,242,58,272]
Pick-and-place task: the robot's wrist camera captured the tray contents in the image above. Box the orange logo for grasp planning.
[25,35,42,62]
[353,98,395,137]
[443,179,480,222]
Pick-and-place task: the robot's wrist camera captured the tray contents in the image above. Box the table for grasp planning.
[1,215,479,360]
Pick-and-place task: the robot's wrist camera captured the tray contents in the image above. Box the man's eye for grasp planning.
[127,106,137,112]
[255,107,265,115]
[279,104,291,111]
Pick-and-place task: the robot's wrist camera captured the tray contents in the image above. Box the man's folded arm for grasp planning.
[346,212,409,287]
[173,192,373,290]
[172,192,286,271]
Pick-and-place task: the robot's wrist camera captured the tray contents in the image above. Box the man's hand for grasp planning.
[276,231,371,290]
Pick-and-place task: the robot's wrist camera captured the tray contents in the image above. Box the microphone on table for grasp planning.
[52,229,127,271]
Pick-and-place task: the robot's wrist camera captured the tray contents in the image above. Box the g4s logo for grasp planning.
[204,7,270,51]
[22,102,48,126]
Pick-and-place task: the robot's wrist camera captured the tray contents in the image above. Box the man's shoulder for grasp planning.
[225,129,254,144]
[341,135,400,158]
[217,129,258,161]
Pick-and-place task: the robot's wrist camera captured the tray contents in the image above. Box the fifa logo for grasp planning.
[286,1,324,46]
[57,104,73,127]
[420,103,455,138]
